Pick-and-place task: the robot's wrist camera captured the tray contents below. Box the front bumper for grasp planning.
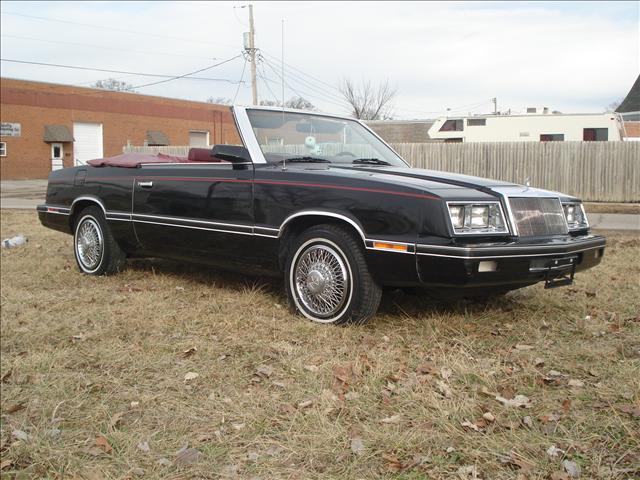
[415,235,606,288]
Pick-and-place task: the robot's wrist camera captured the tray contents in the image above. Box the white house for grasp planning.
[427,109,624,143]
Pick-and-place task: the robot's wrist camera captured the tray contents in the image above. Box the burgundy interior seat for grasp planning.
[188,148,214,162]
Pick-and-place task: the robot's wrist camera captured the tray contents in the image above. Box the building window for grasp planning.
[527,107,537,113]
[439,119,464,132]
[540,134,565,142]
[444,138,463,143]
[0,142,6,157]
[51,143,64,158]
[583,128,608,141]
[189,131,210,147]
[467,118,486,126]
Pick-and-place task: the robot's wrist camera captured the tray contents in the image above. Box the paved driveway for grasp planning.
[1,180,47,209]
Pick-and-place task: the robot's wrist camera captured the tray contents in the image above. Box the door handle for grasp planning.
[137,181,153,188]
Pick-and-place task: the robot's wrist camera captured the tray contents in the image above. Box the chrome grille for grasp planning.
[509,198,568,236]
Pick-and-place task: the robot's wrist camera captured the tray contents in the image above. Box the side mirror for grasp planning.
[211,145,251,164]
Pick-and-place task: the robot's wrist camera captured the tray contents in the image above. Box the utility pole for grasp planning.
[491,97,497,115]
[246,4,258,105]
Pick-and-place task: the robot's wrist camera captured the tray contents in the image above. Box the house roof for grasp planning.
[616,74,640,114]
[146,130,170,146]
[43,125,73,142]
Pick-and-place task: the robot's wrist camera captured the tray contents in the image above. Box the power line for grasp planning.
[0,11,238,49]
[0,58,245,84]
[261,57,348,111]
[0,34,218,60]
[233,57,248,104]
[131,55,243,89]
[257,62,280,104]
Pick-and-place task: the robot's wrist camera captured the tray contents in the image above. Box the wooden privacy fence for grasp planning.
[125,142,639,202]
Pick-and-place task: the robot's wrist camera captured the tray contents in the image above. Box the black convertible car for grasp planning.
[38,106,605,324]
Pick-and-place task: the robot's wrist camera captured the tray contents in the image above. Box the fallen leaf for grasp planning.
[514,344,534,351]
[256,365,274,378]
[436,380,453,398]
[345,391,360,401]
[157,458,171,466]
[304,365,319,372]
[547,445,564,458]
[95,435,112,454]
[0,459,13,470]
[130,401,140,408]
[4,402,26,414]
[11,429,29,442]
[539,412,561,424]
[568,379,584,388]
[562,399,572,412]
[108,411,125,430]
[522,416,533,428]
[382,453,404,472]
[132,467,145,477]
[297,400,313,409]
[562,459,581,478]
[137,441,150,453]
[416,362,438,375]
[247,451,260,462]
[180,347,197,358]
[1,369,12,383]
[174,446,201,466]
[534,357,545,367]
[440,367,453,379]
[351,437,365,456]
[460,420,481,432]
[232,423,246,430]
[495,394,532,408]
[482,412,495,422]
[616,404,640,418]
[380,414,402,424]
[184,372,199,382]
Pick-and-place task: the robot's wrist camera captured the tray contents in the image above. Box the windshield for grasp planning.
[246,109,408,167]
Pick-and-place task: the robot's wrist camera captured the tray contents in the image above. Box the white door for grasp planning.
[189,130,209,147]
[51,143,64,171]
[73,122,103,165]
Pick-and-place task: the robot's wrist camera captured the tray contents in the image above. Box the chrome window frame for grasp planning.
[445,200,512,236]
[232,105,409,167]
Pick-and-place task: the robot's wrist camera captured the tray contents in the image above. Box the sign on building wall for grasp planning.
[0,123,22,137]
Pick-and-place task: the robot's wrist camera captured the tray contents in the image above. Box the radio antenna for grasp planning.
[281,18,286,171]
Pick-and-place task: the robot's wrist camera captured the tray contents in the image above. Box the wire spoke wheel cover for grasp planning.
[75,217,104,272]
[292,241,351,321]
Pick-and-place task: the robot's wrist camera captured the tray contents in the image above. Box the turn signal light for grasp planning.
[373,242,408,252]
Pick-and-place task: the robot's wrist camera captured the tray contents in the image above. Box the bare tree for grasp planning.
[207,96,233,105]
[338,78,397,120]
[606,99,623,111]
[92,78,136,92]
[258,97,317,111]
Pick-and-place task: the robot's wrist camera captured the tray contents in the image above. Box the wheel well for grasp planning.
[277,215,365,271]
[69,200,103,229]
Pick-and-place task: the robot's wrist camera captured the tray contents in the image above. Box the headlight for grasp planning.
[563,202,588,230]
[447,202,508,234]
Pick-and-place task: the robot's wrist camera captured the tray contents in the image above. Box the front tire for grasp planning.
[73,206,125,275]
[285,224,382,325]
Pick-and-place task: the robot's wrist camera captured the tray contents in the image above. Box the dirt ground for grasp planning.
[1,210,638,479]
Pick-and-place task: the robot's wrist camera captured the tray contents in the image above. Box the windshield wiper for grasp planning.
[352,158,392,166]
[279,156,331,164]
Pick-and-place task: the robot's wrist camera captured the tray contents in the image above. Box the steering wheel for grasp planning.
[335,151,356,157]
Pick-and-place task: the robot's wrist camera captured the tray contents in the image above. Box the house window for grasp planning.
[189,131,209,147]
[540,134,565,142]
[527,107,537,113]
[583,128,608,141]
[0,142,6,157]
[467,118,486,126]
[439,119,464,132]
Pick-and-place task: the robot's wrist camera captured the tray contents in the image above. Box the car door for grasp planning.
[131,161,254,262]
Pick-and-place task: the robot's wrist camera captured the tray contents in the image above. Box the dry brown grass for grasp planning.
[583,203,640,215]
[1,210,639,479]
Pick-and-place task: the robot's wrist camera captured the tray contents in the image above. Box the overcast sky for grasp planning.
[1,1,638,119]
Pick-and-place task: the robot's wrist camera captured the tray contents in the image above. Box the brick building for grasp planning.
[0,78,241,180]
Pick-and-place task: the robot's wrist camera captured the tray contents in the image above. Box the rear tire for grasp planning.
[73,206,125,275]
[285,224,382,325]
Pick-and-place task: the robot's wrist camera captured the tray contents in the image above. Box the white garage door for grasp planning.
[189,130,209,147]
[73,122,103,165]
